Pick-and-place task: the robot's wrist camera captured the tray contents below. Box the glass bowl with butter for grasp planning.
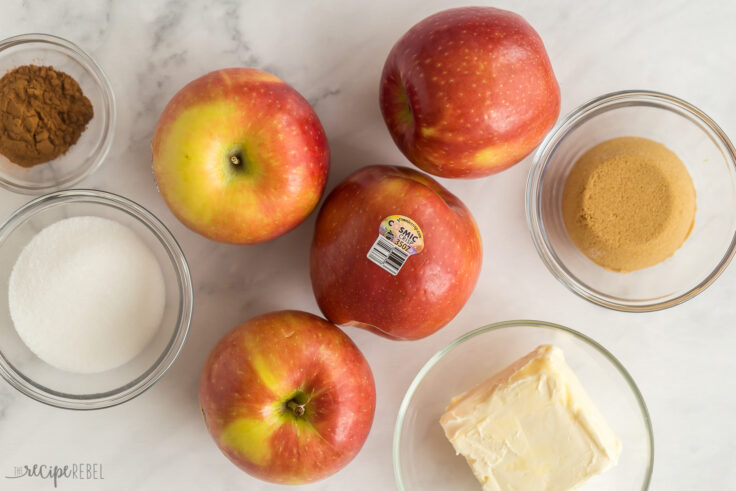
[394,320,653,491]
[527,90,736,311]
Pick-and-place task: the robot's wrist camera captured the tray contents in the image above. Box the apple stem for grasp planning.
[230,154,241,166]
[287,400,306,417]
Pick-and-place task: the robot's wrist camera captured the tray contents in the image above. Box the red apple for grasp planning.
[152,68,329,244]
[380,7,560,178]
[199,310,375,484]
[310,165,482,340]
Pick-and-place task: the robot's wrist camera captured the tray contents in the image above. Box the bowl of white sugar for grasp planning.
[0,189,192,409]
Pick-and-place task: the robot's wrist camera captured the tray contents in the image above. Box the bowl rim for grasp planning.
[526,89,736,312]
[0,33,117,194]
[0,189,193,410]
[393,319,654,491]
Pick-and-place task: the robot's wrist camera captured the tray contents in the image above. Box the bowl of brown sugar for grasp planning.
[0,33,115,194]
[527,90,736,311]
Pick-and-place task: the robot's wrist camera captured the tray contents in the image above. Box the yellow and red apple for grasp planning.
[380,7,560,178]
[199,310,375,484]
[152,68,329,244]
[310,165,482,340]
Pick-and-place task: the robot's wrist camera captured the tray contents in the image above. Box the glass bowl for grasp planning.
[394,320,653,491]
[0,190,192,409]
[0,33,116,194]
[526,90,736,311]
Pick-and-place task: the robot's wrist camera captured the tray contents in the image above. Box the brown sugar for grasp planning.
[0,65,93,168]
[562,137,696,272]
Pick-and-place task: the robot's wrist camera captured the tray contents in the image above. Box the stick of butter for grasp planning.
[440,345,621,491]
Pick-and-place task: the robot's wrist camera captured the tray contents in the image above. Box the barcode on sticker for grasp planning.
[367,236,410,275]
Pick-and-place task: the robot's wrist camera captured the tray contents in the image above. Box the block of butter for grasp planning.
[440,345,621,491]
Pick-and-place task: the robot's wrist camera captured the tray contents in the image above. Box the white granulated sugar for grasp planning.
[8,216,166,374]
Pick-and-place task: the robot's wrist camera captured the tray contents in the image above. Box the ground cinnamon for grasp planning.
[562,137,696,272]
[0,65,93,167]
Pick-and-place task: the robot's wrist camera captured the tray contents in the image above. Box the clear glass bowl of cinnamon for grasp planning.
[526,90,736,312]
[0,33,116,193]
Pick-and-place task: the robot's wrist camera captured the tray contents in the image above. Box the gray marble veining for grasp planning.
[1,0,736,489]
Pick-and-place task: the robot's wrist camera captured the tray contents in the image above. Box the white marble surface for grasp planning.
[1,0,735,489]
